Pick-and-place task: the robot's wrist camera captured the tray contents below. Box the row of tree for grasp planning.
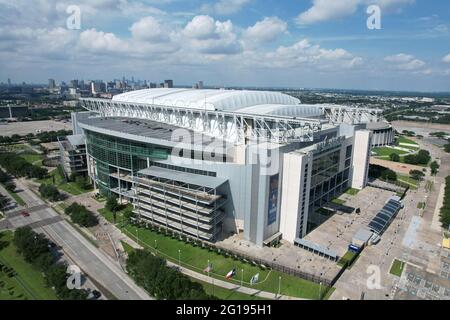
[13,227,89,300]
[64,203,98,228]
[441,176,450,229]
[126,249,215,300]
[0,153,47,179]
[0,168,16,193]
[0,130,72,146]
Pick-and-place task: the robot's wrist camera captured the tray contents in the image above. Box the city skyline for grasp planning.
[0,1,450,92]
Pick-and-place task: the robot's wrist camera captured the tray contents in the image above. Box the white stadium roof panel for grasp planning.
[112,88,301,113]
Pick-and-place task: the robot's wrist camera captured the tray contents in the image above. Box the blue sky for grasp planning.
[0,0,449,91]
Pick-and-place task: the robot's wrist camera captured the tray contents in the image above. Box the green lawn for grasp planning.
[100,209,329,299]
[37,169,92,196]
[397,174,420,189]
[337,251,359,268]
[345,188,360,196]
[389,259,405,277]
[0,231,58,300]
[397,136,419,146]
[20,153,43,166]
[331,198,346,205]
[372,147,409,158]
[195,278,267,300]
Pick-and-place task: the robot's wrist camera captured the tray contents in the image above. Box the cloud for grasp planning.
[245,39,363,70]
[296,0,414,25]
[130,16,170,42]
[182,15,242,55]
[200,0,251,16]
[443,54,450,63]
[243,17,288,44]
[384,53,426,71]
[296,0,359,25]
[79,29,129,53]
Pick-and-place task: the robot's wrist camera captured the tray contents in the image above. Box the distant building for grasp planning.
[48,79,56,90]
[164,80,173,88]
[91,81,106,95]
[193,81,204,89]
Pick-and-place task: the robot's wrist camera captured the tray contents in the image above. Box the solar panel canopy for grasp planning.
[368,198,403,235]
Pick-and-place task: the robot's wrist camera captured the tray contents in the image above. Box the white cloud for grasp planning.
[296,0,360,25]
[245,39,363,70]
[443,54,450,63]
[243,17,288,44]
[130,16,170,42]
[384,53,426,71]
[296,0,414,25]
[79,29,129,53]
[201,0,251,15]
[182,15,242,55]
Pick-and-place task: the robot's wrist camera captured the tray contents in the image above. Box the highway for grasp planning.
[1,179,152,300]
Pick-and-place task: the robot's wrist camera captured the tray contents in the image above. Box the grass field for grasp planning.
[121,240,268,300]
[397,136,419,146]
[331,198,346,205]
[397,174,420,189]
[20,153,43,166]
[0,231,57,300]
[37,169,92,196]
[389,259,405,277]
[345,188,360,196]
[103,210,329,299]
[372,147,409,158]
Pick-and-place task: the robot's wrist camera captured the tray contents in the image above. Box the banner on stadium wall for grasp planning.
[268,174,279,226]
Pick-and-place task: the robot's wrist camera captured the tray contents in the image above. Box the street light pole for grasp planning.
[277,276,281,298]
[136,228,139,245]
[241,269,244,287]
[178,249,181,267]
[319,282,322,300]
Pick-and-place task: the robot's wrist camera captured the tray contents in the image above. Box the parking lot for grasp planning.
[0,120,71,136]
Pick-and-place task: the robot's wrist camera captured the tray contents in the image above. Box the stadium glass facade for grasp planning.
[84,130,170,195]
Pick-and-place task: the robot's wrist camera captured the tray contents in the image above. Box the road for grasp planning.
[1,178,152,300]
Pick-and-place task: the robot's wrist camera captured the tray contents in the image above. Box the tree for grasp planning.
[410,170,425,181]
[380,169,397,182]
[39,184,62,202]
[106,196,120,213]
[65,202,98,228]
[5,182,16,192]
[390,153,400,162]
[75,176,90,190]
[430,161,440,175]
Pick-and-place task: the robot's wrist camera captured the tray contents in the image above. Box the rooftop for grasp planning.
[112,88,301,113]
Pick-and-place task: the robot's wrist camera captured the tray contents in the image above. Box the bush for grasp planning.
[64,202,98,228]
[390,153,400,162]
[430,161,440,175]
[410,170,425,181]
[39,184,62,202]
[4,182,16,192]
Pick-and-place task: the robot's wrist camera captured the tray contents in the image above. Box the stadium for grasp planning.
[75,88,383,247]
